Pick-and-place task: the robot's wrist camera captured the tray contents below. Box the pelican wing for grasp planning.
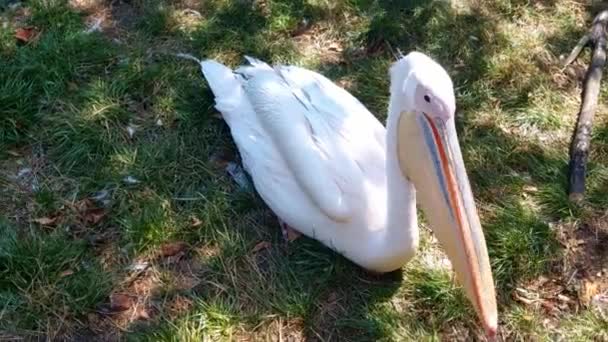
[201,57,385,222]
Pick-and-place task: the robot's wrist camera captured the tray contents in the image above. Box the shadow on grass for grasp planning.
[2,0,605,340]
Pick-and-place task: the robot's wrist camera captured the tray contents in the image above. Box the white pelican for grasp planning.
[198,52,497,337]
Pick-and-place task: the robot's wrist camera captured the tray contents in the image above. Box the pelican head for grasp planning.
[389,52,498,338]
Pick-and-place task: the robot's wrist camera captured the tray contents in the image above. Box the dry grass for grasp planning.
[1,0,608,340]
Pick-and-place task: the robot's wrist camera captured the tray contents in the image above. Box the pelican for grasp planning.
[197,52,497,336]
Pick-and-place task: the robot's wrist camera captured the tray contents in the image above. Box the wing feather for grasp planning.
[203,57,386,223]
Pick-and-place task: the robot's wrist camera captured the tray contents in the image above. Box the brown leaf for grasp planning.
[60,269,74,277]
[110,293,134,312]
[328,42,343,52]
[83,208,106,225]
[580,280,600,306]
[252,241,271,253]
[15,27,38,43]
[133,306,151,320]
[285,227,301,242]
[190,216,203,227]
[160,241,188,257]
[73,198,94,212]
[33,216,57,226]
[541,300,560,315]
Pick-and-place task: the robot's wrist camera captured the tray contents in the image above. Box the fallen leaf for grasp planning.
[83,208,106,225]
[252,241,271,253]
[285,226,301,242]
[328,42,343,52]
[580,280,600,306]
[60,269,74,277]
[160,241,188,257]
[73,198,94,212]
[133,306,151,320]
[190,216,203,227]
[541,300,559,314]
[15,27,38,43]
[290,18,310,37]
[209,151,232,168]
[7,150,21,157]
[110,293,134,312]
[33,216,57,226]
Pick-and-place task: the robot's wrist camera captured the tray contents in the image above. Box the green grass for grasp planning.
[1,0,608,340]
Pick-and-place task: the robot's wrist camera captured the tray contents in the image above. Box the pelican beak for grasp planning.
[397,112,498,338]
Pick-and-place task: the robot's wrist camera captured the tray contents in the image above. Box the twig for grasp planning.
[563,33,590,67]
[567,10,608,203]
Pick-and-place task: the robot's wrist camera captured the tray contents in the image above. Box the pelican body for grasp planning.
[199,52,497,336]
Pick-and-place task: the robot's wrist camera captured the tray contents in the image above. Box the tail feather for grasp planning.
[200,60,243,114]
[244,55,273,70]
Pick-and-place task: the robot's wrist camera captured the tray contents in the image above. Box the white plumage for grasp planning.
[201,56,417,271]
[198,53,498,336]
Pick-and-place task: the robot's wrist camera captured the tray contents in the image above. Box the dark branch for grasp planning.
[568,10,608,202]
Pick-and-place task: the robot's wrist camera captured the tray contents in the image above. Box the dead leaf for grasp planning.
[580,280,600,306]
[33,216,57,226]
[73,198,94,212]
[15,27,38,43]
[285,227,301,242]
[190,216,203,227]
[252,241,271,253]
[60,270,74,277]
[110,293,134,312]
[133,306,151,320]
[160,241,188,257]
[209,149,234,168]
[290,18,311,37]
[541,300,559,315]
[83,208,106,225]
[7,150,21,157]
[328,42,342,52]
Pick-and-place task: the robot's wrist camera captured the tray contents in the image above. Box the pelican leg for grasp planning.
[279,219,301,242]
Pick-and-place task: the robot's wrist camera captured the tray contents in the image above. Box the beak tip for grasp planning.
[483,318,498,341]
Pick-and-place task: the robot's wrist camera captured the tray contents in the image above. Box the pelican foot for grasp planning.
[279,219,301,242]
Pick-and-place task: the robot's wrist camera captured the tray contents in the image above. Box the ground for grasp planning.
[1,0,608,340]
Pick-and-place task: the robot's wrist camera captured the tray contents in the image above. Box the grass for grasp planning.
[1,0,608,340]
